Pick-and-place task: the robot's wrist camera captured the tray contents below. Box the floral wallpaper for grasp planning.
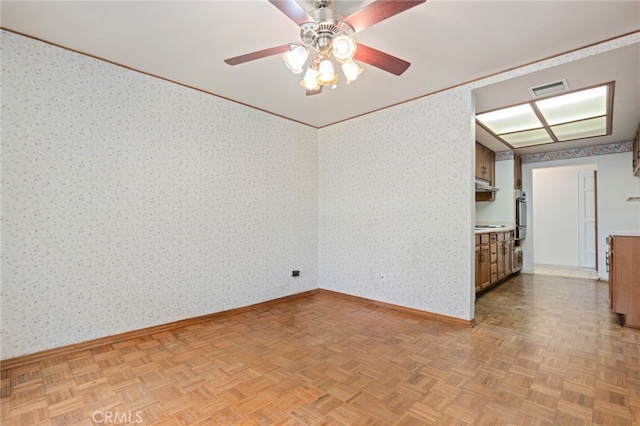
[318,87,475,321]
[2,27,638,360]
[317,33,639,323]
[495,142,633,163]
[495,151,514,161]
[521,141,633,163]
[1,31,319,359]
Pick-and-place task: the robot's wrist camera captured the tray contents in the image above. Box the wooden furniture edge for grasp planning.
[317,289,475,328]
[0,289,320,371]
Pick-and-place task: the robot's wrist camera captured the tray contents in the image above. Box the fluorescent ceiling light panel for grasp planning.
[551,116,607,141]
[501,128,554,146]
[535,86,607,125]
[476,83,612,149]
[476,104,542,134]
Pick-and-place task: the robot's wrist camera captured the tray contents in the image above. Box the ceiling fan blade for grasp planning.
[269,0,314,25]
[354,44,410,76]
[224,44,290,66]
[344,0,426,33]
[306,86,323,96]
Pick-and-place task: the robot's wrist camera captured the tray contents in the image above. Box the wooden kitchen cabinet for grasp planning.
[497,233,505,280]
[475,142,496,201]
[475,234,491,291]
[514,153,523,190]
[476,230,520,294]
[489,233,498,286]
[513,247,523,273]
[475,245,481,292]
[489,233,499,285]
[506,231,515,274]
[496,231,514,280]
[475,142,495,182]
[609,235,640,328]
[504,238,513,276]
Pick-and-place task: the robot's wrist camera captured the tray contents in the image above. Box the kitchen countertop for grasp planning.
[475,225,515,234]
[608,232,640,237]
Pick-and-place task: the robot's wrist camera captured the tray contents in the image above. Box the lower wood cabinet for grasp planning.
[497,231,515,279]
[475,230,520,293]
[609,235,640,328]
[476,234,491,291]
[475,245,481,293]
[513,247,523,273]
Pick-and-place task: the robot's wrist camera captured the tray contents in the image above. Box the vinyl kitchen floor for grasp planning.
[534,264,600,280]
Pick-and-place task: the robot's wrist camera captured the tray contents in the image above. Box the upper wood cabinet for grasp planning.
[475,142,495,183]
[514,153,523,190]
[633,125,639,177]
[475,142,496,202]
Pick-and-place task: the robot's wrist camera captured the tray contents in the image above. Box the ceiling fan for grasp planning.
[224,0,426,95]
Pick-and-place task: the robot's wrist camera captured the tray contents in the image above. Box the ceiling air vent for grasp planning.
[528,79,569,97]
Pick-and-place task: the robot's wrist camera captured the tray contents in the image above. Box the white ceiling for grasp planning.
[1,1,639,154]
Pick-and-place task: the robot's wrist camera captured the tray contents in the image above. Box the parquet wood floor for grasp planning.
[2,274,639,425]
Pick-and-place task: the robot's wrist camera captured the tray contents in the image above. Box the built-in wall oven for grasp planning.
[515,190,526,240]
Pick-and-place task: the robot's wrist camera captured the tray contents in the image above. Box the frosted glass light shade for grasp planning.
[341,59,362,83]
[332,35,356,62]
[317,59,337,85]
[283,45,309,74]
[476,104,542,135]
[301,67,320,90]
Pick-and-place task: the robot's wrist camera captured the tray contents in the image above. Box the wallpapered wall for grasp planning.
[318,89,476,320]
[1,31,319,359]
[316,32,640,323]
[2,29,638,360]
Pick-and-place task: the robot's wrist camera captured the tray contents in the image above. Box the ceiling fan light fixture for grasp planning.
[283,44,309,74]
[224,0,426,96]
[332,35,356,62]
[317,58,338,85]
[341,59,362,83]
[301,67,320,90]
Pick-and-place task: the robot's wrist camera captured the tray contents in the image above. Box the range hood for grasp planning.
[475,179,500,193]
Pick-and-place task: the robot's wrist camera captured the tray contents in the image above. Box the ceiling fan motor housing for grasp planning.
[301,5,355,54]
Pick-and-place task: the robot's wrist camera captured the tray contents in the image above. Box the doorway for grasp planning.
[531,164,598,279]
[578,170,597,269]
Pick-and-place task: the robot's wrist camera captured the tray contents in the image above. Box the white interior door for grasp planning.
[578,171,596,269]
